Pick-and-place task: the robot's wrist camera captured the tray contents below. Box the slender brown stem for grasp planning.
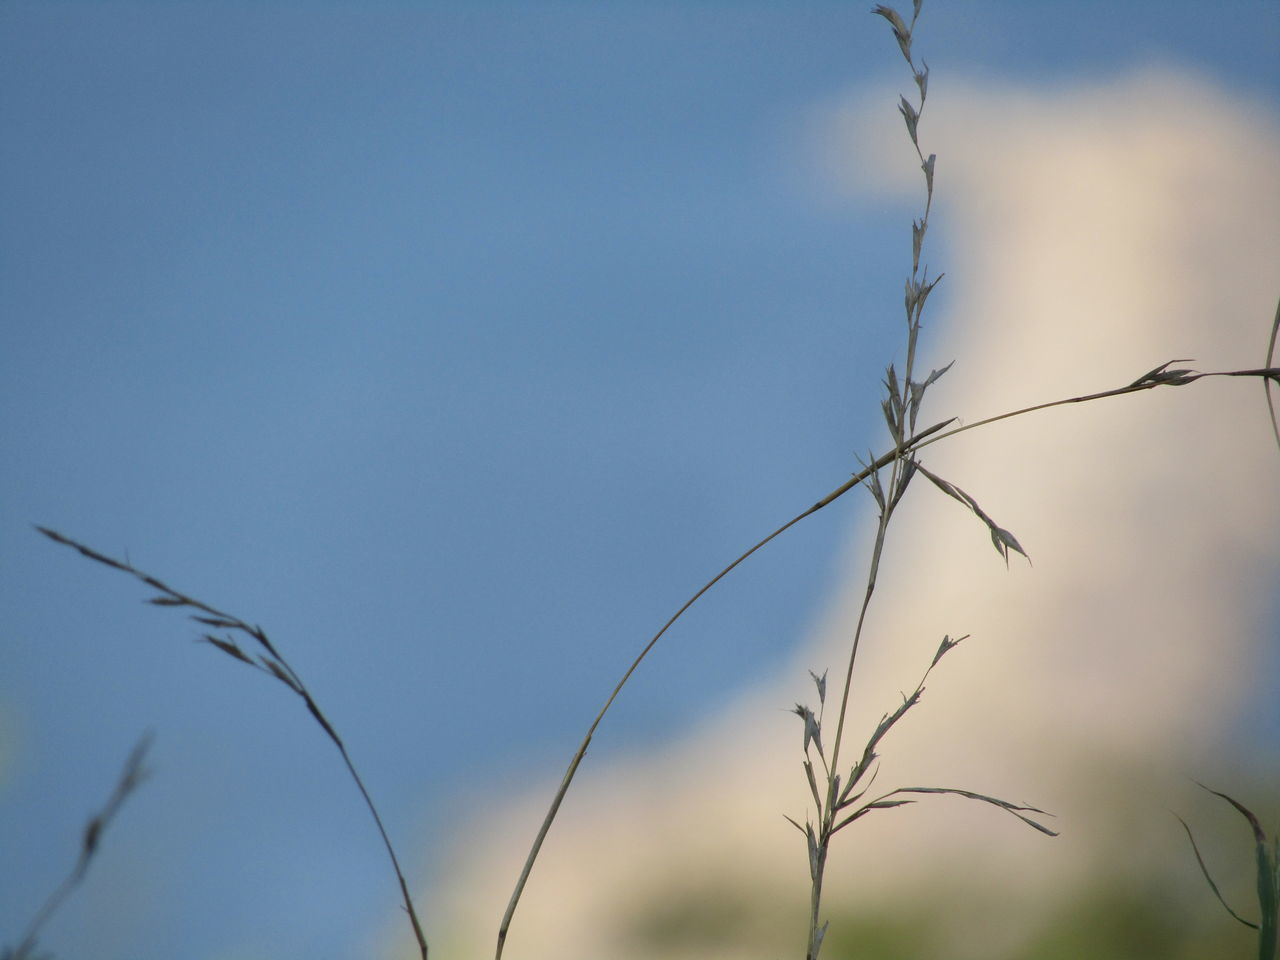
[499,363,1279,958]
[494,417,953,958]
[13,735,151,960]
[910,367,1280,457]
[34,527,431,960]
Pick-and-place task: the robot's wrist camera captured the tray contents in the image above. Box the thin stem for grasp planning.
[13,735,151,960]
[827,500,891,788]
[328,724,429,957]
[34,528,430,960]
[803,10,935,950]
[495,418,952,959]
[806,842,829,960]
[499,361,1279,957]
[910,367,1280,456]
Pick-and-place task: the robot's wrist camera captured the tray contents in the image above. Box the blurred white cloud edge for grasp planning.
[398,66,1280,959]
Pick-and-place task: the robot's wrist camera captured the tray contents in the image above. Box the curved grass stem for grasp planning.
[498,359,1279,957]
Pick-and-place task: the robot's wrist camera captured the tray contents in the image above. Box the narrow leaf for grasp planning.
[1187,780,1277,956]
[888,786,1058,836]
[1175,813,1258,929]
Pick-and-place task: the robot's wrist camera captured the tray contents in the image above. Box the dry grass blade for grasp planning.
[6,735,151,960]
[1180,781,1279,960]
[1174,813,1258,930]
[34,527,430,960]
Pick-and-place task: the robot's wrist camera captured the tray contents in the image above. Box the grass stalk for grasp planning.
[5,735,151,960]
[912,362,1280,456]
[30,8,1280,954]
[496,331,1279,956]
[495,417,952,958]
[32,528,430,960]
[36,355,1275,960]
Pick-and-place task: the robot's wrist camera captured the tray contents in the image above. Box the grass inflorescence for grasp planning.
[15,2,1280,956]
[30,527,430,960]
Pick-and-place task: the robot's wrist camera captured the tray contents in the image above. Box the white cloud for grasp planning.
[411,68,1280,959]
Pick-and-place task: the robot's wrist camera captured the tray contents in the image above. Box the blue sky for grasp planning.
[2,3,1278,959]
